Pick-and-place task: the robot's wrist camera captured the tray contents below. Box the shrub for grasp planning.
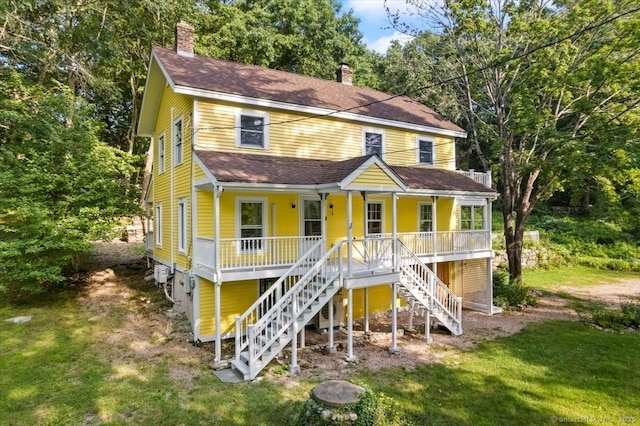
[493,269,537,310]
[588,300,640,331]
[296,384,408,426]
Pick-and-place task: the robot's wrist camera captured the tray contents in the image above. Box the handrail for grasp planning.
[397,240,462,330]
[234,238,325,359]
[246,242,342,376]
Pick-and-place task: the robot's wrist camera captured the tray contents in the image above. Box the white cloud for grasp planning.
[365,31,414,54]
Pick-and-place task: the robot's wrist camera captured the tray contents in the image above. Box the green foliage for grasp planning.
[0,71,139,297]
[493,268,537,310]
[587,300,640,331]
[296,384,408,426]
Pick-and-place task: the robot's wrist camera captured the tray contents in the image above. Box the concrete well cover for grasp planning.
[311,380,365,407]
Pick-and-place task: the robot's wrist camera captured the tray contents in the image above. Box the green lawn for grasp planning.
[1,269,639,425]
[523,266,640,289]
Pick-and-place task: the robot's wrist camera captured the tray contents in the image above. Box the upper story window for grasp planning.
[366,201,384,235]
[174,117,183,166]
[236,111,269,149]
[460,205,484,230]
[158,132,166,174]
[237,198,267,251]
[363,129,384,158]
[417,138,434,165]
[419,203,433,232]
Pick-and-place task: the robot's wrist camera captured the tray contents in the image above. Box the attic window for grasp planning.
[237,111,269,149]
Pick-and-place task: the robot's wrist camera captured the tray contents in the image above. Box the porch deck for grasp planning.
[192,230,492,280]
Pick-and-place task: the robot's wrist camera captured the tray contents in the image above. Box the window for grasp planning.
[363,130,383,157]
[418,138,434,165]
[460,205,484,230]
[158,133,166,174]
[419,203,433,232]
[155,202,162,246]
[178,198,187,253]
[174,117,183,165]
[366,202,383,235]
[237,112,268,148]
[238,199,266,251]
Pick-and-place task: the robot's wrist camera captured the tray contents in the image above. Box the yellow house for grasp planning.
[138,22,498,380]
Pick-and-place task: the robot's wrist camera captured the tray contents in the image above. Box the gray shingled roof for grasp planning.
[153,47,465,134]
[195,150,495,194]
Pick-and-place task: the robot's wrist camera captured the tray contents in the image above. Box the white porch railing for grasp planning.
[194,236,323,271]
[457,170,492,188]
[347,237,395,274]
[380,230,491,257]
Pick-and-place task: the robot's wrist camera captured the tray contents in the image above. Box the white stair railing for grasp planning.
[244,243,343,379]
[397,241,462,334]
[234,239,325,359]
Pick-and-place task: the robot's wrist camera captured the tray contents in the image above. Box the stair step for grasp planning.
[230,359,250,380]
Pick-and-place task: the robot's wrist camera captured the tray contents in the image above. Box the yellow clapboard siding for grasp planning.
[199,278,258,337]
[194,100,456,170]
[197,191,214,237]
[346,164,403,191]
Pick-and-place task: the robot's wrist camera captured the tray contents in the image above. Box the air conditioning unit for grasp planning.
[154,265,169,284]
[316,295,344,329]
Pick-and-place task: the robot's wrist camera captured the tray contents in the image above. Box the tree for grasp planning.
[0,70,138,297]
[385,0,640,282]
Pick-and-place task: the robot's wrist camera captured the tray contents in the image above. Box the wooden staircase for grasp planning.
[397,241,463,335]
[231,241,342,380]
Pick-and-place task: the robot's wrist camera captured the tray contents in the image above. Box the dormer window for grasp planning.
[363,129,384,158]
[417,138,434,165]
[237,111,269,149]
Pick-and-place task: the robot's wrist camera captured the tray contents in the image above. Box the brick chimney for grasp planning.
[336,63,353,85]
[175,21,194,57]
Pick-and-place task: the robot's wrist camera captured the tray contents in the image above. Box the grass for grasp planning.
[523,266,640,289]
[1,268,639,425]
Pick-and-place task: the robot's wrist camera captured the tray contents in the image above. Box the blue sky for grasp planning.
[340,0,419,53]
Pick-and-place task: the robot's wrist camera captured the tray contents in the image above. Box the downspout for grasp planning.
[170,107,175,274]
[214,184,223,364]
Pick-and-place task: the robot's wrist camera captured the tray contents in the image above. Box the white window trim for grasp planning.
[416,137,435,166]
[155,202,162,247]
[173,116,184,166]
[178,198,187,254]
[362,128,385,159]
[235,197,268,253]
[365,200,385,236]
[158,132,166,174]
[459,204,485,230]
[418,202,434,233]
[235,110,269,149]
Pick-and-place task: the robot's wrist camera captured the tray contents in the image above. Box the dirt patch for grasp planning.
[81,242,640,386]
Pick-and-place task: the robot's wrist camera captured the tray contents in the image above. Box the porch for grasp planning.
[192,230,492,281]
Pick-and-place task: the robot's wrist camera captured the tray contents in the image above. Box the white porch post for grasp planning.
[424,310,433,343]
[214,185,223,365]
[345,288,357,362]
[486,197,494,314]
[347,191,353,277]
[392,192,398,270]
[364,288,370,333]
[432,196,438,254]
[389,282,400,353]
[328,293,336,352]
[408,305,414,332]
[291,293,300,374]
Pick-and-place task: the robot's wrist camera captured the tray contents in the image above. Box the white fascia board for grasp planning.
[214,182,341,192]
[138,58,167,137]
[193,155,219,186]
[339,156,408,191]
[173,85,467,139]
[404,188,498,198]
